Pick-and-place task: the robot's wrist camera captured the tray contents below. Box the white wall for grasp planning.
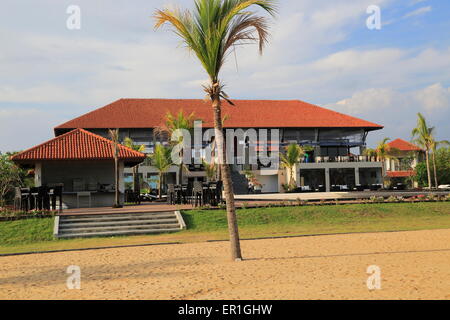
[257,175,279,193]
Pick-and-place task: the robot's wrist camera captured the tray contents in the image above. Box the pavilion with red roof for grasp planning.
[385,139,424,185]
[12,129,145,208]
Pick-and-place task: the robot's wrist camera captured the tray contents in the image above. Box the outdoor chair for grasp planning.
[125,190,141,205]
[29,187,40,210]
[38,186,51,210]
[167,184,175,205]
[192,181,203,207]
[50,186,63,212]
[185,182,194,204]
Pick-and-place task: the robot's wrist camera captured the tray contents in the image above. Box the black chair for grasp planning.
[50,186,63,212]
[38,186,51,210]
[125,189,141,205]
[167,184,175,205]
[192,181,203,207]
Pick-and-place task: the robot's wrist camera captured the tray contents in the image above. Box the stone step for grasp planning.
[60,213,175,222]
[59,218,178,228]
[59,223,181,234]
[55,211,185,239]
[57,227,182,239]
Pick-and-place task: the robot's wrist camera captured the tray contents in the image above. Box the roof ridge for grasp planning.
[11,128,85,160]
[76,128,145,157]
[12,128,145,161]
[53,99,123,130]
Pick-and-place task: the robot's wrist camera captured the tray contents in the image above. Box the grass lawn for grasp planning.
[0,202,449,255]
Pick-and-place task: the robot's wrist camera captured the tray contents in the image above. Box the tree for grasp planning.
[429,138,450,188]
[0,153,23,206]
[149,144,174,199]
[159,110,196,185]
[412,113,434,189]
[363,148,378,160]
[280,143,304,189]
[375,138,397,179]
[109,129,122,208]
[123,137,146,192]
[154,0,277,261]
[416,146,450,187]
[203,159,218,182]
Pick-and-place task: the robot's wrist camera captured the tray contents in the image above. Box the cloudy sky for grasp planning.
[0,0,449,151]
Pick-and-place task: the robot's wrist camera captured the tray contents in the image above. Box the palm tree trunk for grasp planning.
[289,166,295,188]
[212,92,242,261]
[114,158,121,208]
[179,149,184,185]
[133,166,139,193]
[425,150,432,189]
[158,172,162,199]
[432,151,438,188]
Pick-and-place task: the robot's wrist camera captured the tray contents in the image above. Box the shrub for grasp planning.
[387,196,398,203]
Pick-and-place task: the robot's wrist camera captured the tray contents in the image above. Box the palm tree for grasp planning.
[280,143,304,189]
[203,159,217,182]
[149,144,174,199]
[429,138,450,188]
[412,113,434,189]
[123,137,146,193]
[108,129,122,208]
[161,110,196,185]
[363,148,378,161]
[154,0,277,261]
[375,138,396,178]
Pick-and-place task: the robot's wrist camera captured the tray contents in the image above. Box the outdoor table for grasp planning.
[76,191,92,208]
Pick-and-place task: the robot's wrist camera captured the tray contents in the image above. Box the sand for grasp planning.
[1,229,450,300]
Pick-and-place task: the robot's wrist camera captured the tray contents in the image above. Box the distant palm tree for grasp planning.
[429,138,450,188]
[280,143,304,189]
[123,137,146,193]
[412,113,434,189]
[375,138,396,179]
[149,144,174,199]
[203,159,217,182]
[109,129,122,208]
[160,110,196,185]
[154,0,277,261]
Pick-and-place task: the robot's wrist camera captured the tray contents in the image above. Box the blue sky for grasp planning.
[0,0,449,151]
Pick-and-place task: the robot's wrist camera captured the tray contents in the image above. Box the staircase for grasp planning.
[230,167,249,195]
[54,211,186,239]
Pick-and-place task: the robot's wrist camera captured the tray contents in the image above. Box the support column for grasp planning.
[34,162,42,187]
[325,168,330,192]
[355,167,360,186]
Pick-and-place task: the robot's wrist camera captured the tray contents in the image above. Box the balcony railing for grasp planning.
[306,155,380,164]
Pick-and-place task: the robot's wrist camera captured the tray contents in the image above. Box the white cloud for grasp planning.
[326,83,450,146]
[414,83,450,112]
[403,6,432,19]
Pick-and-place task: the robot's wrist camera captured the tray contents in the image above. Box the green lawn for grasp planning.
[1,202,449,255]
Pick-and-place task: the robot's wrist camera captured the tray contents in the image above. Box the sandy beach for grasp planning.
[1,229,450,300]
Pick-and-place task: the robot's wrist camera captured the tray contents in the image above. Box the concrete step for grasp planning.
[55,210,186,239]
[60,213,175,222]
[59,218,178,228]
[59,223,181,234]
[58,227,182,239]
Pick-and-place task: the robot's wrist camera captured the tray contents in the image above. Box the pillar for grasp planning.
[355,167,360,186]
[325,168,330,192]
[34,162,42,187]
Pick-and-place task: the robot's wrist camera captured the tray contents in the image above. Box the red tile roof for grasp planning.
[12,129,146,162]
[54,99,383,133]
[387,171,416,178]
[388,139,423,152]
